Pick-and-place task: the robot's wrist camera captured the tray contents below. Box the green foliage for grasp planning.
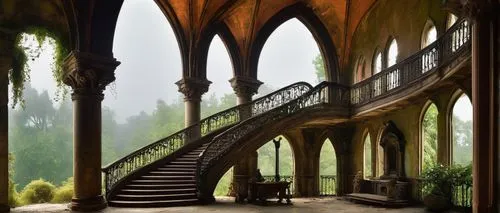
[319,139,337,176]
[422,104,438,171]
[214,168,233,196]
[19,179,56,205]
[9,28,69,108]
[51,177,74,203]
[364,135,372,178]
[8,154,19,207]
[312,54,326,83]
[420,164,472,197]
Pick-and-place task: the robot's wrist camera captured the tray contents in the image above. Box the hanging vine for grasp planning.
[9,27,69,107]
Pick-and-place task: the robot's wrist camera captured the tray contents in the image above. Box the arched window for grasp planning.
[363,133,372,178]
[421,22,438,73]
[451,94,472,166]
[421,103,438,172]
[386,39,399,90]
[447,13,458,30]
[373,52,383,75]
[422,24,437,48]
[319,138,337,196]
[387,39,398,67]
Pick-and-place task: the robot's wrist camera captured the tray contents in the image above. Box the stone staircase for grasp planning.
[107,143,209,207]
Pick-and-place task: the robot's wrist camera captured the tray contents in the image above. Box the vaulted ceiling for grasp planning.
[154,0,379,78]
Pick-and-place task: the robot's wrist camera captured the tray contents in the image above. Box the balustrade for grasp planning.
[319,175,336,196]
[351,19,471,105]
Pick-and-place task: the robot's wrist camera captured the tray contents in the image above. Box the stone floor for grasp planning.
[11,197,461,213]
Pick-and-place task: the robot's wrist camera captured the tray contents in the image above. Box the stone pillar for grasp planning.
[176,78,210,141]
[62,52,120,211]
[0,29,13,213]
[228,77,261,200]
[436,104,450,166]
[469,1,499,212]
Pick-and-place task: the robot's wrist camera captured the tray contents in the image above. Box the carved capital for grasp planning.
[176,78,211,101]
[62,51,120,99]
[229,76,262,98]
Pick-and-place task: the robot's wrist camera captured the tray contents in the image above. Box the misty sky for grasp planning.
[19,0,472,124]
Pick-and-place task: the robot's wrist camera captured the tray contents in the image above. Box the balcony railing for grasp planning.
[319,175,336,196]
[351,19,471,105]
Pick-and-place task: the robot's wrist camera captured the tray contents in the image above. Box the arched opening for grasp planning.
[421,21,438,73]
[421,102,438,172]
[257,136,295,192]
[386,39,399,90]
[372,51,383,96]
[214,167,233,197]
[202,34,236,117]
[105,0,183,158]
[8,33,74,198]
[376,128,385,177]
[319,138,337,196]
[451,94,472,166]
[258,18,324,91]
[363,132,373,179]
[447,13,459,30]
[387,39,399,67]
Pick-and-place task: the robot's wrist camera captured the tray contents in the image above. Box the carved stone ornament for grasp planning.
[229,76,263,98]
[353,171,363,193]
[62,51,120,96]
[176,78,211,101]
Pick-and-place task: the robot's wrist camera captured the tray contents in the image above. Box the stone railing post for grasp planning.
[62,51,120,211]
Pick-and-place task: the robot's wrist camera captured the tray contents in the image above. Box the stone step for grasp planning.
[156,167,196,172]
[114,193,197,201]
[120,188,197,195]
[141,175,195,180]
[125,183,196,190]
[149,171,194,175]
[132,179,196,184]
[108,199,199,208]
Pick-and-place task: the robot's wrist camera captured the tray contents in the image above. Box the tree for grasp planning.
[313,54,326,83]
[422,104,438,171]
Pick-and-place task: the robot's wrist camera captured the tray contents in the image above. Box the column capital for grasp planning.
[62,51,120,99]
[176,78,211,102]
[229,76,263,98]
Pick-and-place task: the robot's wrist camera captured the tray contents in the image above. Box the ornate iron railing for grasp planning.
[102,82,313,194]
[319,175,336,196]
[350,19,471,105]
[262,175,294,194]
[197,82,350,192]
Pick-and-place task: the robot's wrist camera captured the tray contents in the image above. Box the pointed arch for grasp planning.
[421,19,438,49]
[419,100,439,173]
[249,2,340,82]
[362,129,372,178]
[196,22,242,81]
[448,89,472,166]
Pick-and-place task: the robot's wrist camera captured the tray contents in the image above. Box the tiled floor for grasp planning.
[11,197,460,213]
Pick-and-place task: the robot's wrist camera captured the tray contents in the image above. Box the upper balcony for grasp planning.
[349,19,471,118]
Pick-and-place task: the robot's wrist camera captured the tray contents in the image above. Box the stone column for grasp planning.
[436,104,450,166]
[228,77,261,201]
[0,29,13,213]
[62,52,120,212]
[176,78,210,141]
[468,1,499,212]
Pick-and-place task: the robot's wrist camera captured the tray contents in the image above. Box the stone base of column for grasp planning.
[0,204,9,213]
[70,195,107,212]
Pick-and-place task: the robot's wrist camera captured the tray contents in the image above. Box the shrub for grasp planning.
[52,177,74,203]
[8,179,19,207]
[19,179,56,205]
